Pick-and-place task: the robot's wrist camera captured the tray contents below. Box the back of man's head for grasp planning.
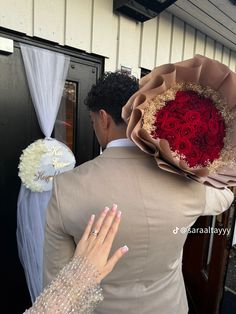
[84,71,139,125]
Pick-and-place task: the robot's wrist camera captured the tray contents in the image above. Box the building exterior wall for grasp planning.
[0,0,236,76]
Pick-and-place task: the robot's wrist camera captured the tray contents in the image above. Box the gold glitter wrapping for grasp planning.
[142,82,236,174]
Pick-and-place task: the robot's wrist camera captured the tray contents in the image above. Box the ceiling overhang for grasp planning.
[167,0,236,51]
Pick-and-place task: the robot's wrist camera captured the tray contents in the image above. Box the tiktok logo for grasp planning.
[173,227,179,234]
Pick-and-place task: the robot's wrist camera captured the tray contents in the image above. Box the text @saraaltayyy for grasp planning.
[173,226,231,236]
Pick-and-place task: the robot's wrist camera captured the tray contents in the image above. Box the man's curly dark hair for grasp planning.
[84,71,139,125]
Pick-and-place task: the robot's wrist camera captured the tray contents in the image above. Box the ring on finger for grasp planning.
[90,229,99,237]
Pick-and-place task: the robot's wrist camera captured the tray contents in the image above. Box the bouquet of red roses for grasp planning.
[122,55,236,188]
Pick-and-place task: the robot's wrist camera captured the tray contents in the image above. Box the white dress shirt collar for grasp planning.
[106,138,136,148]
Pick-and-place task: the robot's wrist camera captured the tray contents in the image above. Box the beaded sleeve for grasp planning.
[24,256,103,314]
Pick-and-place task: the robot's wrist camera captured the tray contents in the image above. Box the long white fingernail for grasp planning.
[117,210,122,218]
[121,245,129,253]
[112,203,118,211]
[89,214,95,224]
[104,206,110,213]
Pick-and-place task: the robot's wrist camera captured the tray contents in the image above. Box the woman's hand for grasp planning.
[74,204,128,282]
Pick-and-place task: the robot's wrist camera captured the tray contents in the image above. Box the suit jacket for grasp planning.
[43,146,233,314]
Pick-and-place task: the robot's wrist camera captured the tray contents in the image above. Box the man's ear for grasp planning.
[99,109,111,129]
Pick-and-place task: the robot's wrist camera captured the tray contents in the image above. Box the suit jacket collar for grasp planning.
[106,138,136,148]
[101,146,151,159]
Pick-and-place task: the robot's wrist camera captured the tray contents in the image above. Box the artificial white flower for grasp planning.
[18,139,75,192]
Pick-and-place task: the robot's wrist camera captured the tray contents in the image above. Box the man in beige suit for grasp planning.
[43,72,234,314]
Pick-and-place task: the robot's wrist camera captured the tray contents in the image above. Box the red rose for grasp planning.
[187,149,203,167]
[180,124,196,138]
[205,133,218,146]
[202,109,211,120]
[175,138,192,155]
[165,132,180,147]
[208,118,220,135]
[161,117,178,131]
[211,147,221,160]
[197,153,209,166]
[184,110,201,123]
[155,110,169,123]
[151,90,226,168]
[193,122,208,135]
[175,91,193,104]
[190,135,207,150]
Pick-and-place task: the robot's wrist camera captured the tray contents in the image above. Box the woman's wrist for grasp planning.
[25,256,103,314]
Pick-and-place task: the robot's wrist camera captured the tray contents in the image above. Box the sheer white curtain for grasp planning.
[17,44,70,302]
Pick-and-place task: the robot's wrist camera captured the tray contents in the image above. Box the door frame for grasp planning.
[0,28,104,313]
[0,27,104,70]
[0,28,104,161]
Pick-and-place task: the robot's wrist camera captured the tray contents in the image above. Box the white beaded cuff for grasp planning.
[24,256,103,314]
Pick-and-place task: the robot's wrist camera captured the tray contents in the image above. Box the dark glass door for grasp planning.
[54,60,100,165]
[55,81,77,151]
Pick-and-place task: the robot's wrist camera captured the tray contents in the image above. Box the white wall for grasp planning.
[0,0,236,76]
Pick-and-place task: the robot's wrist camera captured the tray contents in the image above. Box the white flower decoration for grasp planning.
[18,139,75,192]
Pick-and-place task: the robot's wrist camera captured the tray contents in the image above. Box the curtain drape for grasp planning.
[17,44,70,301]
